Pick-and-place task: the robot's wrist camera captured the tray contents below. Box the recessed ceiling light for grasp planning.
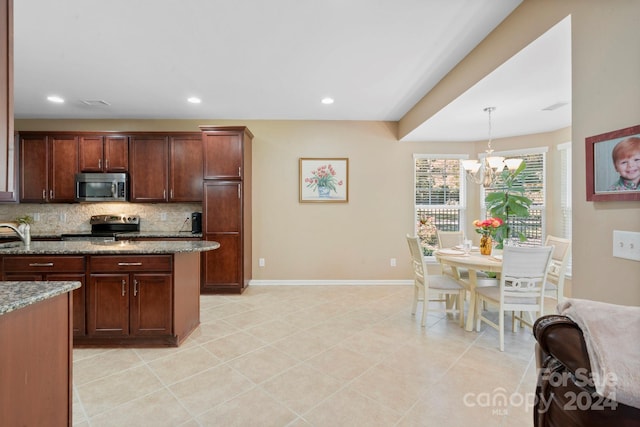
[47,95,64,103]
[321,97,334,105]
[187,97,202,104]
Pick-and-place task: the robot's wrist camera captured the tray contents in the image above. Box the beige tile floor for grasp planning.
[73,285,554,426]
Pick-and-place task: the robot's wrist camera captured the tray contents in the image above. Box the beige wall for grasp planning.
[402,0,640,305]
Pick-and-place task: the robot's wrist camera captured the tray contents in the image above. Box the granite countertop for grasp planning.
[0,281,81,316]
[0,240,220,255]
[0,231,203,241]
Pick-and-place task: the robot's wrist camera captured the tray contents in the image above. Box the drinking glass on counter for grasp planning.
[462,239,473,256]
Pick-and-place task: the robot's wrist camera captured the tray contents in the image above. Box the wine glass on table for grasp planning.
[462,239,472,256]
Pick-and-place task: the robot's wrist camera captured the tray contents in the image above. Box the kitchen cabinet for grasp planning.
[1,283,75,426]
[169,134,203,202]
[19,133,79,203]
[86,255,172,340]
[200,126,252,294]
[2,255,86,336]
[79,135,128,172]
[129,135,169,202]
[0,0,15,202]
[129,133,202,202]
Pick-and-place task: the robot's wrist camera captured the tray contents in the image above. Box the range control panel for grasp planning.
[90,214,140,225]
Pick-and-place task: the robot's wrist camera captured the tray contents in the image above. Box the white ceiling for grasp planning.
[12,0,570,141]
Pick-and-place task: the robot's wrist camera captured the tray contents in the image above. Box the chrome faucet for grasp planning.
[0,222,31,247]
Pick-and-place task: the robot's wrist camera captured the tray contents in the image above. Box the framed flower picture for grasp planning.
[586,124,640,201]
[299,158,349,203]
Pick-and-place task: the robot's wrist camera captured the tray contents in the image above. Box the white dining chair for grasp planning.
[542,235,571,310]
[406,234,465,327]
[474,245,553,351]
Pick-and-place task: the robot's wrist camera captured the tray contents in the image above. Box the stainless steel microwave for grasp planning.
[75,173,128,202]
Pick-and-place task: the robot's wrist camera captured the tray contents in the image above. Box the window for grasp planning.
[481,148,547,245]
[558,142,572,274]
[414,154,466,256]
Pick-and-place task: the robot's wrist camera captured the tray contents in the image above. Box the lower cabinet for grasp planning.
[1,256,86,336]
[88,272,172,337]
[84,255,173,344]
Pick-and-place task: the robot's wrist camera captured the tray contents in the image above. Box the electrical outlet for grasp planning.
[613,230,640,261]
[390,258,397,267]
[160,212,167,221]
[32,213,40,221]
[259,258,265,267]
[59,212,66,222]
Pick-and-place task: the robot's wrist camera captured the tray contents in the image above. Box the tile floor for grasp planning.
[72,285,552,426]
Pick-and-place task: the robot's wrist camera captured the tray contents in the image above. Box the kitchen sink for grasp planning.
[0,242,22,249]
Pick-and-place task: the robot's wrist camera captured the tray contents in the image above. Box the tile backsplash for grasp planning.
[0,202,202,235]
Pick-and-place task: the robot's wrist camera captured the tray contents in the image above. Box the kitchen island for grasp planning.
[1,280,81,426]
[0,240,219,347]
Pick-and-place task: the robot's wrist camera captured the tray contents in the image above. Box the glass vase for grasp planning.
[480,235,492,255]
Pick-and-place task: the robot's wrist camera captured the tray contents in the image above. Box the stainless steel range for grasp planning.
[61,214,140,241]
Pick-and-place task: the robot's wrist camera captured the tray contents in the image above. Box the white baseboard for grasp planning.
[249,279,413,286]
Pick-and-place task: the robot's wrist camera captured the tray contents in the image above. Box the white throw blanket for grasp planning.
[558,298,640,409]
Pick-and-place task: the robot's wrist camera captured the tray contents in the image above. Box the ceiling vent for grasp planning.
[80,99,111,106]
[541,101,568,111]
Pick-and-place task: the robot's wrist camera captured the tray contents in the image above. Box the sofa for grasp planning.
[533,314,640,427]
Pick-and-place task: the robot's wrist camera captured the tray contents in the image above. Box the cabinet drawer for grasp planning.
[89,255,172,272]
[3,256,85,272]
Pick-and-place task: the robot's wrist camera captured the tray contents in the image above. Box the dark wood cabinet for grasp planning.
[19,133,79,202]
[2,255,86,336]
[79,135,128,172]
[87,255,172,340]
[169,134,203,202]
[0,0,15,202]
[129,135,169,202]
[200,126,252,294]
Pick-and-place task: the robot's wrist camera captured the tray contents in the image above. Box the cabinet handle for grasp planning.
[121,279,126,296]
[238,167,241,176]
[105,159,109,169]
[50,189,53,199]
[28,262,54,267]
[42,189,46,200]
[117,262,143,266]
[134,279,138,296]
[98,158,102,169]
[170,189,174,199]
[238,185,241,199]
[163,189,166,199]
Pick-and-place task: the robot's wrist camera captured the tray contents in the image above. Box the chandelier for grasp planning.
[461,107,523,188]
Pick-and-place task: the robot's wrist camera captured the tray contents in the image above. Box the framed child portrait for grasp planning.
[586,124,640,201]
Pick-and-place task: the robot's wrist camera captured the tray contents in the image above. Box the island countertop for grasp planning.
[0,240,220,255]
[0,280,81,316]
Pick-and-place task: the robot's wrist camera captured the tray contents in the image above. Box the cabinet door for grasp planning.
[203,181,241,232]
[48,273,86,336]
[19,134,48,202]
[87,274,129,336]
[129,136,168,202]
[49,135,78,202]
[130,273,172,336]
[79,136,104,172]
[203,132,243,179]
[104,136,128,172]
[169,135,203,202]
[202,234,241,291]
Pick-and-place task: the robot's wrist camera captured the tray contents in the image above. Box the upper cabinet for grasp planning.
[79,135,128,172]
[201,126,253,180]
[0,0,15,202]
[169,134,203,202]
[19,133,79,203]
[129,135,169,203]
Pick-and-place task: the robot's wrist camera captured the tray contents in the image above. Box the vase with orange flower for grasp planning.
[473,217,503,255]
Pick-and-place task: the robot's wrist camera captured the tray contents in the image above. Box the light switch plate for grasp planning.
[612,230,640,261]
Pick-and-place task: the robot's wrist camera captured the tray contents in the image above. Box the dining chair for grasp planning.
[474,245,554,351]
[542,235,571,310]
[406,234,465,327]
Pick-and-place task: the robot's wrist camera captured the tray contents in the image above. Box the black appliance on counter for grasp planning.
[61,214,140,241]
[191,212,202,234]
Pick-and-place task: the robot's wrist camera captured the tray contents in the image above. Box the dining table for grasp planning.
[434,248,503,332]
